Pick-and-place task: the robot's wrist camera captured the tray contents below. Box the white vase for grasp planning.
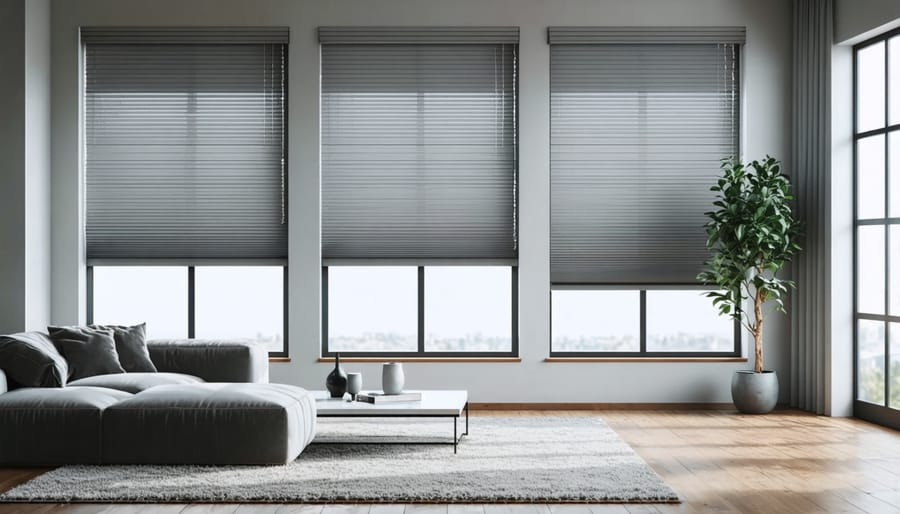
[382,362,405,395]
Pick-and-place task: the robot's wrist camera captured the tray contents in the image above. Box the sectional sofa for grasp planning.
[0,331,317,466]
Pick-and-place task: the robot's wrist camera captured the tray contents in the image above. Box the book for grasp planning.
[355,392,422,403]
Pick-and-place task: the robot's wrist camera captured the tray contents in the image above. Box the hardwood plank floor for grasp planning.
[0,410,897,513]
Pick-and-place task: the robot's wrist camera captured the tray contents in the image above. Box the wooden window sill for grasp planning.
[269,357,291,363]
[544,357,747,363]
[317,357,521,363]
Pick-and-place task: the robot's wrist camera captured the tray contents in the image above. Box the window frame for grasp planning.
[86,265,289,358]
[321,266,519,358]
[549,286,741,358]
[853,26,900,430]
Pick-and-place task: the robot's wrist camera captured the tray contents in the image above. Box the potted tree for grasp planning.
[698,156,802,414]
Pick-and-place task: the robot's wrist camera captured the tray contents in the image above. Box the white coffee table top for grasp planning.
[313,390,468,416]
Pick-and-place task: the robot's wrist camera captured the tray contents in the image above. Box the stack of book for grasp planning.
[355,392,422,404]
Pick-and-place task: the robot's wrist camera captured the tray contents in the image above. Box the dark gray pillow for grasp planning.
[47,326,125,381]
[0,332,69,388]
[90,323,157,373]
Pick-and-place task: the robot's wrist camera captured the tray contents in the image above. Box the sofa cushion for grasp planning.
[0,332,69,388]
[91,323,156,373]
[103,383,316,465]
[48,326,125,381]
[67,372,204,393]
[0,386,132,466]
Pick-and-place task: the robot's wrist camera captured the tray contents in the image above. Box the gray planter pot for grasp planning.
[731,370,778,414]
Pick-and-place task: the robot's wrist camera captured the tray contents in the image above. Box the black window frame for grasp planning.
[548,287,742,358]
[87,265,289,358]
[852,26,900,430]
[321,265,519,358]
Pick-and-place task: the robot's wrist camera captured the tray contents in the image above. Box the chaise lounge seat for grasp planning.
[103,383,317,465]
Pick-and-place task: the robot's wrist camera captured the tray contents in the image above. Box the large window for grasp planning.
[90,267,189,340]
[82,28,288,356]
[324,266,517,357]
[319,27,519,357]
[89,266,287,356]
[854,28,900,428]
[547,27,743,357]
[551,289,738,357]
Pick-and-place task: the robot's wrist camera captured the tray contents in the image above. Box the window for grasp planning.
[853,28,900,427]
[551,289,738,357]
[195,267,285,353]
[82,28,288,356]
[324,266,517,356]
[326,267,419,353]
[645,291,735,353]
[551,291,640,353]
[319,27,519,357]
[547,27,743,357]
[424,267,513,352]
[89,266,287,356]
[90,267,188,339]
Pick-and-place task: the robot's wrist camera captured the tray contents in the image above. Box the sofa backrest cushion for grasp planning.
[48,326,125,381]
[0,332,69,388]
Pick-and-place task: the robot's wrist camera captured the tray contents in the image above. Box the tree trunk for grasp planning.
[754,288,764,373]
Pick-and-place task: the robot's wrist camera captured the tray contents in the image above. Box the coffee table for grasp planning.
[313,390,469,453]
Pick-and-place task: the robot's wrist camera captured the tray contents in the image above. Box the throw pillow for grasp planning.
[0,332,69,388]
[47,326,125,381]
[90,323,157,373]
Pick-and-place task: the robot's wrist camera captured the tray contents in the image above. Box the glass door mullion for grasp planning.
[885,39,893,410]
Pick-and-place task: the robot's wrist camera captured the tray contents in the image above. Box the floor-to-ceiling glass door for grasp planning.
[854,27,900,430]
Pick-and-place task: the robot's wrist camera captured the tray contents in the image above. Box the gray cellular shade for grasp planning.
[550,41,740,284]
[321,40,518,261]
[84,39,287,261]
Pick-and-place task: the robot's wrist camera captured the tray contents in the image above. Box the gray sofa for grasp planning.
[0,332,316,466]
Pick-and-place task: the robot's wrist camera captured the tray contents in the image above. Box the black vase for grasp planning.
[326,353,348,398]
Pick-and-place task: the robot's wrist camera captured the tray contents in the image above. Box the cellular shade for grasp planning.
[320,28,518,261]
[550,29,741,284]
[83,28,287,261]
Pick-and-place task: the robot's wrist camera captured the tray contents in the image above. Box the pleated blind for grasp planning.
[83,28,288,262]
[550,28,742,284]
[320,27,518,262]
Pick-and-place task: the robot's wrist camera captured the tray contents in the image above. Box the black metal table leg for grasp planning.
[453,416,458,454]
[465,402,469,435]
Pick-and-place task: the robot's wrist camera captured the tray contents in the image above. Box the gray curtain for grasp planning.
[790,0,832,413]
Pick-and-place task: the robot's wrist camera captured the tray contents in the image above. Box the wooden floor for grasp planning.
[0,409,899,513]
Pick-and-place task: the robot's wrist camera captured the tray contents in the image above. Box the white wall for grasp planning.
[0,0,52,334]
[50,0,794,403]
[24,0,53,332]
[835,0,900,44]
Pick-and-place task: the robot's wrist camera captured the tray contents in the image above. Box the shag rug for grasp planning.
[0,416,678,504]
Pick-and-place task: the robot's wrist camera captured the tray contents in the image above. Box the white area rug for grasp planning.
[0,416,678,503]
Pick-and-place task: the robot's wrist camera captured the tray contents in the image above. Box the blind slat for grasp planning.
[550,43,740,284]
[84,42,287,261]
[321,43,517,261]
